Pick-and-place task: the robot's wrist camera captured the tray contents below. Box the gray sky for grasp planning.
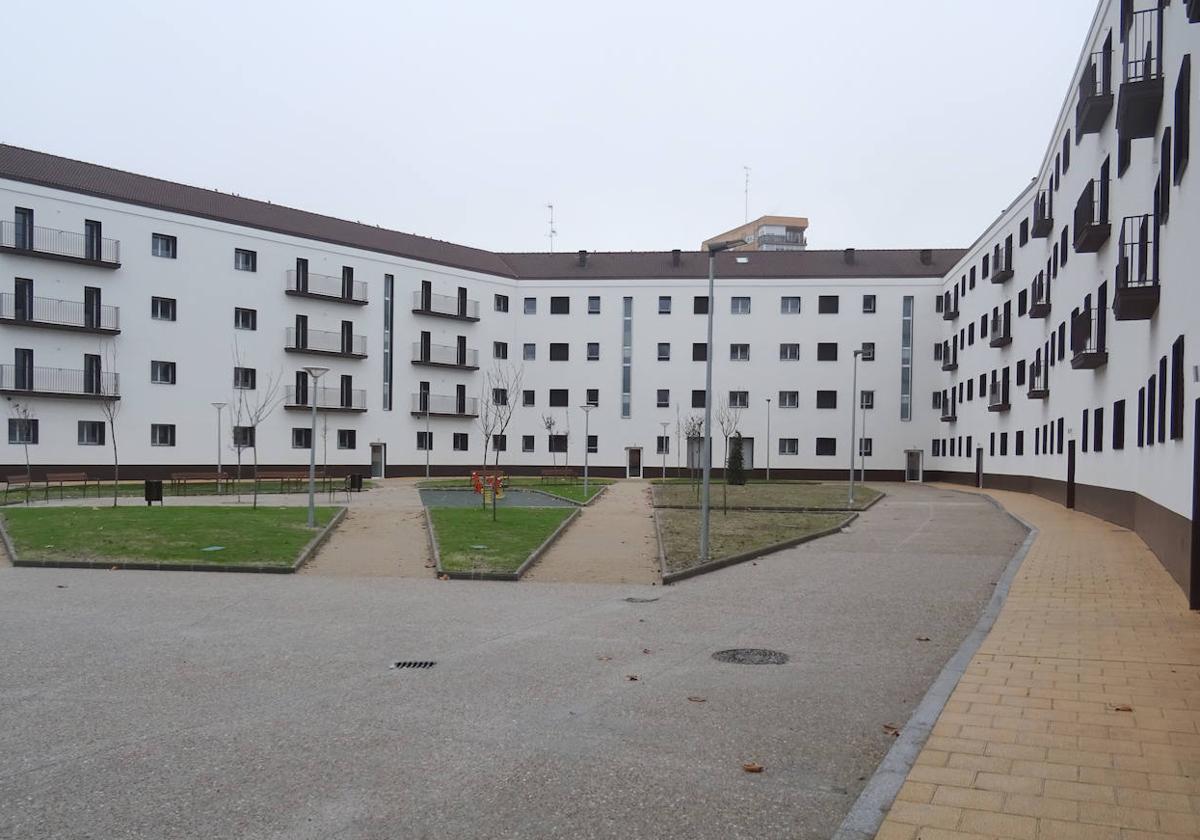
[2,0,1099,254]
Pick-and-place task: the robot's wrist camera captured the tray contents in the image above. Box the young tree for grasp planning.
[7,400,35,505]
[541,414,558,467]
[487,363,524,520]
[97,343,121,507]
[715,396,743,514]
[681,414,704,498]
[476,381,499,509]
[231,339,284,508]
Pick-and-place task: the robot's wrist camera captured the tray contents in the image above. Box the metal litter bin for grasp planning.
[348,473,364,492]
[144,479,163,506]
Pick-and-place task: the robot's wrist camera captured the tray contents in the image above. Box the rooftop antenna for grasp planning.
[546,203,557,252]
[743,165,750,223]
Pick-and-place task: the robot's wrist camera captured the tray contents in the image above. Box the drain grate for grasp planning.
[624,597,659,603]
[712,648,789,665]
[392,661,436,669]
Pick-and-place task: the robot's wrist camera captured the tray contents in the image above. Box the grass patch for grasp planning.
[430,506,575,574]
[1,506,337,566]
[657,509,850,574]
[418,476,612,504]
[652,481,880,511]
[2,478,374,507]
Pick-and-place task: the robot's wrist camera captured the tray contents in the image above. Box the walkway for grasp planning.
[523,480,661,585]
[875,488,1200,840]
[301,479,430,577]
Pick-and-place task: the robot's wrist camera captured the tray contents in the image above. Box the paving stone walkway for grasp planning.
[875,487,1200,840]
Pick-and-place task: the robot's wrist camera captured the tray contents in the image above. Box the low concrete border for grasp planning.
[432,507,582,581]
[525,483,610,507]
[660,511,858,585]
[652,508,668,582]
[0,506,347,574]
[831,491,1038,840]
[651,489,886,515]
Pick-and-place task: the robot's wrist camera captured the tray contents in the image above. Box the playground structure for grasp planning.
[471,471,506,504]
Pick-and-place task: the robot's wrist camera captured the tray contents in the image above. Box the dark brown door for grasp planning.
[1067,440,1077,509]
[975,447,984,488]
[627,448,642,478]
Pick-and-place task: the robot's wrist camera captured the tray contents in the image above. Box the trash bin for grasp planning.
[144,479,163,506]
[349,473,364,492]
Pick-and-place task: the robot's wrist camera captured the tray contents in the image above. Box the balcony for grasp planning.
[1116,7,1164,139]
[0,221,120,268]
[411,342,479,370]
[1189,0,1200,23]
[0,365,120,400]
[987,385,1010,413]
[939,407,957,424]
[1070,307,1108,370]
[1031,190,1053,238]
[988,316,1011,348]
[0,294,120,334]
[1027,366,1049,400]
[1076,46,1113,135]
[284,385,367,412]
[1029,272,1051,318]
[990,247,1014,284]
[412,290,480,322]
[1073,178,1111,253]
[941,353,958,372]
[942,299,959,321]
[285,327,367,359]
[754,232,807,249]
[285,270,368,305]
[410,392,480,418]
[1113,214,1160,321]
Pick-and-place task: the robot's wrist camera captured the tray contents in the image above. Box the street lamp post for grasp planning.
[303,366,329,527]
[699,238,746,564]
[424,402,431,479]
[659,421,670,479]
[765,397,771,482]
[849,350,862,507]
[211,402,226,494]
[579,404,594,499]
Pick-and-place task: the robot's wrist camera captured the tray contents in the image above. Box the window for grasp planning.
[658,296,672,314]
[549,389,568,407]
[233,426,255,448]
[933,392,942,409]
[779,343,799,361]
[416,431,433,451]
[1176,55,1190,185]
[523,343,536,361]
[860,390,874,410]
[494,294,509,313]
[492,388,508,406]
[621,296,633,419]
[816,390,838,409]
[858,438,873,457]
[77,420,105,446]
[1113,400,1126,450]
[586,388,599,407]
[779,390,799,408]
[523,297,536,315]
[383,274,394,412]
[657,343,671,361]
[550,296,570,314]
[693,295,709,314]
[861,342,875,361]
[234,307,257,330]
[522,435,534,452]
[657,389,670,408]
[548,435,568,454]
[862,294,876,314]
[656,436,670,455]
[817,342,838,361]
[815,437,837,456]
[587,342,599,361]
[233,367,256,389]
[494,341,508,360]
[779,438,799,456]
[729,391,749,408]
[730,296,751,314]
[588,296,600,315]
[1094,407,1105,453]
[1015,431,1024,456]
[1020,218,1029,246]
[692,343,708,362]
[151,296,177,321]
[522,390,535,407]
[730,343,750,361]
[587,435,598,454]
[549,343,569,361]
[151,233,177,258]
[780,296,801,314]
[151,424,177,447]
[234,248,257,272]
[818,295,839,314]
[453,433,469,451]
[492,434,507,452]
[150,360,176,384]
[8,418,37,444]
[337,429,357,450]
[691,390,706,408]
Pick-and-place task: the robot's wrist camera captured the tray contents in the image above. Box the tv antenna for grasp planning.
[743,165,751,222]
[546,203,557,252]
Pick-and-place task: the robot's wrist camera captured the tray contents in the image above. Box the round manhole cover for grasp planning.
[712,648,789,665]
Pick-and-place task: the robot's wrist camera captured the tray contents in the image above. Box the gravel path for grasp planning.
[300,480,430,577]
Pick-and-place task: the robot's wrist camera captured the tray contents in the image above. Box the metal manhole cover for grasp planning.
[624,597,659,603]
[391,661,436,669]
[712,648,789,665]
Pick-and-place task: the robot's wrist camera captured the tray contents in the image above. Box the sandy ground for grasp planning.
[523,480,660,584]
[300,480,430,577]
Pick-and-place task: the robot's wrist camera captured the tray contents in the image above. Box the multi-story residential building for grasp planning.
[0,1,1197,601]
[702,215,809,252]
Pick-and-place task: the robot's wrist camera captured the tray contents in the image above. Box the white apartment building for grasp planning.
[1,2,1197,599]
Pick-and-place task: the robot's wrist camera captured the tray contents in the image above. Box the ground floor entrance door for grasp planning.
[904,450,923,482]
[626,447,642,478]
[370,443,386,478]
[739,437,754,472]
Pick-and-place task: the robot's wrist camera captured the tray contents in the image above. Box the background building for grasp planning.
[702,215,809,251]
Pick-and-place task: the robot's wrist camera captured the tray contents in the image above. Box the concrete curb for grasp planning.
[432,507,582,582]
[830,491,1038,840]
[652,508,668,582]
[424,506,441,576]
[661,512,858,585]
[651,489,886,515]
[0,506,348,574]
[525,483,610,507]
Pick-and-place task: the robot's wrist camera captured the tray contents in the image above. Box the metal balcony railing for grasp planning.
[988,384,1009,409]
[411,342,479,368]
[0,293,120,332]
[1123,7,1162,83]
[0,364,119,397]
[1116,214,1157,290]
[410,392,480,417]
[285,327,367,356]
[285,385,366,410]
[0,221,120,265]
[1073,178,1111,254]
[1070,306,1108,369]
[754,233,807,248]
[1031,189,1053,238]
[412,290,480,320]
[1079,47,1112,100]
[285,270,368,303]
[989,314,1010,346]
[1028,364,1049,396]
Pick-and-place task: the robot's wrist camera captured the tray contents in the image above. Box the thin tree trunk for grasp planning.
[22,442,30,506]
[110,424,119,508]
[252,444,259,509]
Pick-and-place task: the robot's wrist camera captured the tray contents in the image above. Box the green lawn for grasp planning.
[2,477,374,506]
[657,509,851,574]
[430,506,575,574]
[652,481,880,511]
[1,506,337,567]
[418,476,612,504]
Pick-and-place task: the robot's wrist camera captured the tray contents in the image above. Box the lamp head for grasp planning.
[707,238,748,254]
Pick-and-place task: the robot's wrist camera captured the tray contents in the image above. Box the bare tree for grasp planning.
[231,339,284,508]
[682,414,704,498]
[487,363,524,520]
[98,343,121,506]
[541,414,558,467]
[7,400,35,505]
[715,396,743,514]
[476,381,499,509]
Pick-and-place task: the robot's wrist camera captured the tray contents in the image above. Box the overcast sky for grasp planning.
[2,0,1099,254]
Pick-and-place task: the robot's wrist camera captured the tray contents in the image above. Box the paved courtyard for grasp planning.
[0,483,1025,839]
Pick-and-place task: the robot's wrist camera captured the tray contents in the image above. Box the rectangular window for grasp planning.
[621,296,633,419]
[416,431,433,451]
[453,433,469,451]
[150,360,176,384]
[234,248,257,272]
[234,307,257,330]
[1171,336,1185,440]
[1176,55,1191,185]
[656,435,670,455]
[858,438,873,457]
[1113,400,1126,450]
[862,294,876,314]
[691,390,705,408]
[586,388,599,407]
[523,297,536,315]
[658,296,672,314]
[1138,388,1146,447]
[779,343,799,361]
[151,423,177,447]
[780,296,801,314]
[233,426,255,448]
[779,438,798,456]
[816,390,837,409]
[693,295,708,314]
[549,389,568,407]
[779,390,799,409]
[151,296,177,321]
[1020,218,1029,245]
[492,388,508,406]
[549,343,569,361]
[494,294,509,312]
[861,342,875,361]
[1094,407,1105,453]
[692,343,708,362]
[815,437,837,456]
[383,274,394,411]
[494,341,508,359]
[337,429,357,450]
[1159,356,1168,443]
[1015,431,1024,456]
[77,420,105,446]
[233,367,257,389]
[522,390,535,407]
[586,435,598,454]
[730,343,750,361]
[587,342,600,361]
[523,343,536,361]
[550,296,570,314]
[900,296,914,421]
[1082,410,1090,453]
[657,389,670,408]
[548,435,568,454]
[492,434,506,452]
[730,296,751,314]
[522,435,534,452]
[729,391,749,409]
[151,233,177,258]
[817,342,838,361]
[587,296,600,315]
[818,295,839,314]
[860,390,874,410]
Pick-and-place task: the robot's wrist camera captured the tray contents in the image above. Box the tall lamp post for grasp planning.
[303,365,329,527]
[699,238,747,564]
[424,397,431,479]
[211,401,226,494]
[579,404,594,499]
[764,396,771,482]
[849,349,862,507]
[659,420,670,479]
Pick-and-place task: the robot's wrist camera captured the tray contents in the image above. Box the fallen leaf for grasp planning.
[597,655,612,661]
[437,574,449,581]
[687,696,707,703]
[625,674,640,681]
[642,648,652,654]
[882,724,901,737]
[742,762,764,773]
[916,636,931,642]
[1109,704,1133,712]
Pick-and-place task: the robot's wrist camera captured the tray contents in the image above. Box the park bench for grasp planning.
[539,467,578,482]
[169,471,230,495]
[254,469,332,494]
[3,474,32,504]
[43,472,93,501]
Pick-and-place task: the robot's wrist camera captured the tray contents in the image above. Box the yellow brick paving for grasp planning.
[875,487,1200,840]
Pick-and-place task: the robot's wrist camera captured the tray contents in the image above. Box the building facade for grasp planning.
[702,215,809,252]
[1,2,1197,597]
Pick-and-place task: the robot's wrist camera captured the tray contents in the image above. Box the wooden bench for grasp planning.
[3,475,32,504]
[44,472,92,501]
[539,467,578,482]
[169,472,230,495]
[254,470,332,494]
